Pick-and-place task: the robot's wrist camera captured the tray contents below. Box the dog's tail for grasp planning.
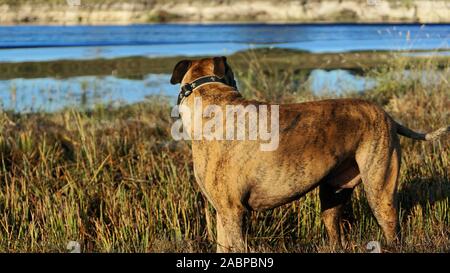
[395,122,450,141]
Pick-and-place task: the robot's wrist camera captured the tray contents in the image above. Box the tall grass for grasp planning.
[0,55,448,252]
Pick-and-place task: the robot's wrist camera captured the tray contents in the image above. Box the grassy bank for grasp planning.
[2,49,449,80]
[0,55,449,252]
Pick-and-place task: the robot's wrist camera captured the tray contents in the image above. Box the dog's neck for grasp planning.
[178,74,239,106]
[178,76,242,139]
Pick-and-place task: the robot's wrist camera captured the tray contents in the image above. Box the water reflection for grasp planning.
[0,70,376,112]
[0,74,174,113]
[308,69,376,95]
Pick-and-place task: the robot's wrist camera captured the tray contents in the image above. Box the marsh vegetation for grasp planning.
[0,50,449,252]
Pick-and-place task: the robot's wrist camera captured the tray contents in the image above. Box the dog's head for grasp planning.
[170,56,236,88]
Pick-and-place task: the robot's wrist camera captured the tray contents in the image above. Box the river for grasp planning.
[0,23,448,112]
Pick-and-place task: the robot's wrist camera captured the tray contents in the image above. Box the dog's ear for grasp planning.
[170,60,191,84]
[213,56,227,78]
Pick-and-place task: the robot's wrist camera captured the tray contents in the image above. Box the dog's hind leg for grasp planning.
[357,146,401,246]
[320,184,354,249]
[320,158,361,249]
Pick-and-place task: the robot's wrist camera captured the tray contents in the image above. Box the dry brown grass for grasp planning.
[0,55,448,252]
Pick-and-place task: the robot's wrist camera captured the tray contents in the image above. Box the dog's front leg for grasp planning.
[216,213,228,253]
[216,207,247,253]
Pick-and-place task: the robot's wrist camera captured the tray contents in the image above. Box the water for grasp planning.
[0,24,448,62]
[0,71,377,112]
[0,75,172,112]
[0,24,448,112]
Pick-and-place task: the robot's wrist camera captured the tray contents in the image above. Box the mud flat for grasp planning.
[0,48,448,80]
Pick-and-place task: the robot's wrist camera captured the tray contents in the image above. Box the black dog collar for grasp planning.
[177,75,237,105]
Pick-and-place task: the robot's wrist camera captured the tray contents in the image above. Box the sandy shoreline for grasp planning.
[0,0,449,25]
[1,21,450,27]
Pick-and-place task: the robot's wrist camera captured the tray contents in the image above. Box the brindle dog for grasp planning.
[170,56,449,252]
